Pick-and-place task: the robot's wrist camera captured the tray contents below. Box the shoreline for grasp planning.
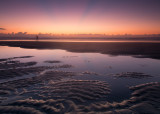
[1,41,160,60]
[1,39,160,43]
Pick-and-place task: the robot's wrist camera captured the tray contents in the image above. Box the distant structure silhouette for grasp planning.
[36,35,39,40]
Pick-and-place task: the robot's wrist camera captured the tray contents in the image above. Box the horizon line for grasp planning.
[1,32,160,36]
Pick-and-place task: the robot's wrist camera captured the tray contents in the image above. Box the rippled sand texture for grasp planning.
[0,82,159,114]
[0,56,160,113]
[0,56,74,103]
[113,72,153,79]
[79,82,160,114]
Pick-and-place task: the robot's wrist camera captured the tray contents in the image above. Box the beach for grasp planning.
[0,41,160,113]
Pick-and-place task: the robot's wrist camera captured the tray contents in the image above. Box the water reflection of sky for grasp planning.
[0,46,160,101]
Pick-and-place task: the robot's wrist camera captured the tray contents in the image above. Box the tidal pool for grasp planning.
[0,41,160,113]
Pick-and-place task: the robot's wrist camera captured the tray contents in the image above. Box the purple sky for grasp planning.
[0,0,160,34]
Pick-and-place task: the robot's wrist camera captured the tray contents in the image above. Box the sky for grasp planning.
[0,0,160,35]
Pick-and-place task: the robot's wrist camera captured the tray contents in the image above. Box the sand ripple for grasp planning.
[0,82,159,113]
[113,72,153,79]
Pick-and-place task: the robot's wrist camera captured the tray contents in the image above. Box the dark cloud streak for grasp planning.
[0,28,6,30]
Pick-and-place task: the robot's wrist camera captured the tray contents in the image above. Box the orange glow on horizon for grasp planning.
[1,15,160,35]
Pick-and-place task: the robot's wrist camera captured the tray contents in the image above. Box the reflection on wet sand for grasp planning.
[0,41,160,59]
[0,56,159,113]
[0,42,160,113]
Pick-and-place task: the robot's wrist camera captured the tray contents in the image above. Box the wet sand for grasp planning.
[0,56,159,113]
[0,41,160,60]
[0,42,160,113]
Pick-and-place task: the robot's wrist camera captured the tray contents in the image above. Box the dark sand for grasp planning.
[44,60,61,64]
[113,72,153,79]
[0,41,160,59]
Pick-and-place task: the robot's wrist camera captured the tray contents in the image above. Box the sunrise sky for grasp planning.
[0,0,160,35]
